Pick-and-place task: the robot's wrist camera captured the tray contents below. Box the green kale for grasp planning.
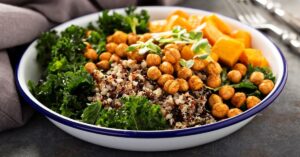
[81,101,102,124]
[36,31,59,67]
[98,6,149,35]
[86,30,106,54]
[246,64,276,82]
[81,96,168,130]
[29,25,94,119]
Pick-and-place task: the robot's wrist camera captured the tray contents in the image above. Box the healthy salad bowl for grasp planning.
[16,6,287,151]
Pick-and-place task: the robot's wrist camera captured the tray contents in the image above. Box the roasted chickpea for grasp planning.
[174,62,182,72]
[105,42,117,53]
[146,54,161,66]
[164,48,181,64]
[227,108,242,118]
[208,94,223,108]
[109,54,120,63]
[206,61,222,75]
[164,44,178,50]
[112,31,127,44]
[207,74,221,88]
[233,63,247,76]
[188,75,203,91]
[231,92,246,108]
[84,42,92,49]
[127,33,139,45]
[259,79,274,95]
[176,43,185,51]
[115,43,128,58]
[86,30,92,37]
[219,85,235,100]
[84,62,97,74]
[177,78,189,92]
[212,103,229,119]
[159,61,174,74]
[99,52,112,61]
[106,35,113,43]
[227,70,242,83]
[158,74,174,86]
[84,48,98,61]
[139,33,152,42]
[246,96,261,109]
[250,71,265,85]
[147,66,162,80]
[181,45,194,60]
[192,59,206,71]
[96,60,110,70]
[178,67,193,79]
[163,80,179,94]
[127,51,144,62]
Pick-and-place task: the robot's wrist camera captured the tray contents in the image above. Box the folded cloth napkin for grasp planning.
[0,0,142,132]
[0,0,184,132]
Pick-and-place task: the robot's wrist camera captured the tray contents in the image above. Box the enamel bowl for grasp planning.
[16,6,287,151]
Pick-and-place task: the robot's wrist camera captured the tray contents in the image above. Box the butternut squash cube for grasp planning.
[203,21,229,45]
[164,15,192,31]
[231,30,252,48]
[167,10,190,20]
[206,14,232,35]
[239,48,269,67]
[212,37,245,67]
[149,20,166,33]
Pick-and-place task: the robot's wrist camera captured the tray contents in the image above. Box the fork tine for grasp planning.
[239,0,267,23]
[236,0,261,24]
[226,0,250,25]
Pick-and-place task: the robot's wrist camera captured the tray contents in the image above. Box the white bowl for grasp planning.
[16,6,287,151]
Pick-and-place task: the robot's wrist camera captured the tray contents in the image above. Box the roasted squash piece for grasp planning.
[205,14,232,35]
[149,20,166,33]
[231,30,252,48]
[239,48,269,67]
[212,37,245,67]
[210,51,219,62]
[164,15,192,31]
[167,10,190,20]
[188,15,204,29]
[203,21,229,45]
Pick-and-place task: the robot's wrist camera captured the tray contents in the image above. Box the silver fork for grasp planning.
[227,0,300,54]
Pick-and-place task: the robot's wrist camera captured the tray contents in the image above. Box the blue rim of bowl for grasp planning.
[15,8,288,138]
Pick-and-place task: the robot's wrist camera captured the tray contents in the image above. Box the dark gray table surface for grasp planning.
[1,0,300,157]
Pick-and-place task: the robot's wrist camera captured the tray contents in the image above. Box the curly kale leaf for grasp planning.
[246,64,276,82]
[86,30,106,54]
[81,96,168,130]
[36,31,59,67]
[29,25,94,119]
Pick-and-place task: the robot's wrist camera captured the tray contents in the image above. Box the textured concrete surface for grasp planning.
[1,0,300,156]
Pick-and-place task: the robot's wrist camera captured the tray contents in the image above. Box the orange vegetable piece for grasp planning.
[210,52,219,62]
[203,21,229,45]
[212,37,245,67]
[205,14,232,35]
[167,10,190,20]
[231,30,252,48]
[188,15,204,29]
[149,20,166,33]
[239,49,269,67]
[164,15,192,31]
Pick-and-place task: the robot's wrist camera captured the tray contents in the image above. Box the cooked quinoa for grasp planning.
[89,60,216,129]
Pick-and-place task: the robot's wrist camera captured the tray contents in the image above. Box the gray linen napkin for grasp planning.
[0,0,182,132]
[0,0,140,132]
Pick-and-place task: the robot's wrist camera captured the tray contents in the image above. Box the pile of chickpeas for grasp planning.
[208,63,275,119]
[83,30,275,120]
